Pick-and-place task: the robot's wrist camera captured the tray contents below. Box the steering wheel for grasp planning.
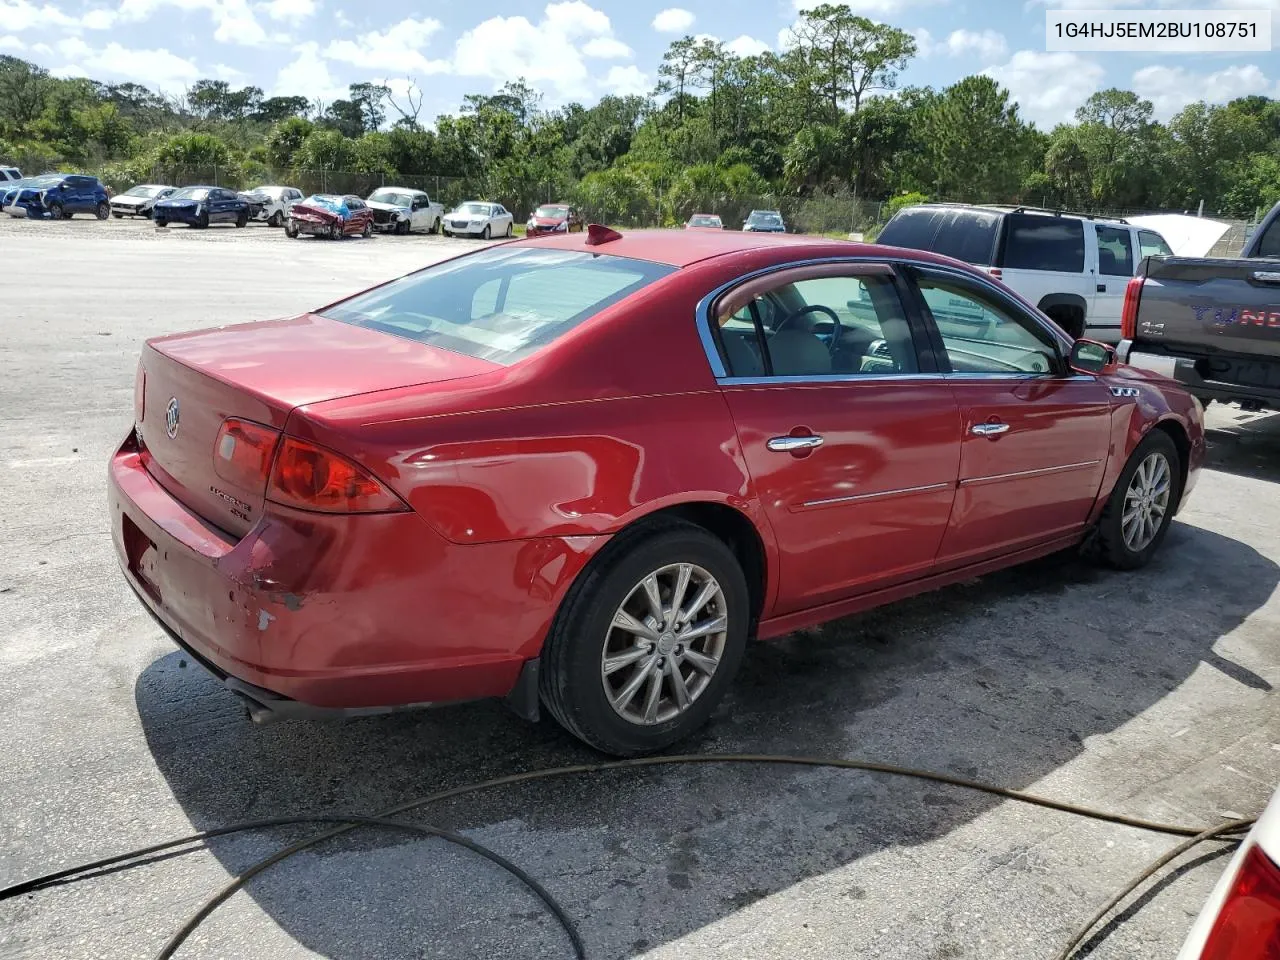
[774,304,843,357]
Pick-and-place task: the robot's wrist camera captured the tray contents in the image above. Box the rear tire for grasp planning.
[430,217,439,235]
[362,220,372,238]
[505,223,513,238]
[1088,429,1182,571]
[539,520,750,756]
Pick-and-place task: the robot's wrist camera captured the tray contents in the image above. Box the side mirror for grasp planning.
[1068,339,1118,376]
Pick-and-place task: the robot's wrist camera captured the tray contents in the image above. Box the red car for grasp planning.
[284,194,374,240]
[526,203,583,235]
[109,227,1205,756]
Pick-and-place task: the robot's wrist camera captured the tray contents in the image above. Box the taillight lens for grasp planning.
[1199,845,1280,959]
[213,418,280,490]
[134,364,145,423]
[1121,276,1144,341]
[268,436,406,514]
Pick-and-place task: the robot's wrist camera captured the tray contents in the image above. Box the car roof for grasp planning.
[511,228,963,269]
[373,186,424,193]
[901,202,1132,225]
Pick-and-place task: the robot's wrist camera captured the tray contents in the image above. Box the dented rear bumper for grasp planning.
[108,430,580,716]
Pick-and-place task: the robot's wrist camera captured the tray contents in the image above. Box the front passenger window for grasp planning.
[917,275,1059,375]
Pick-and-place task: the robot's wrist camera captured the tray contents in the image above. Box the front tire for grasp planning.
[235,210,248,228]
[197,210,209,229]
[96,201,109,220]
[539,521,750,756]
[46,201,64,220]
[482,224,491,240]
[396,218,409,236]
[1088,429,1181,570]
[154,218,167,228]
[112,212,123,219]
[268,211,283,227]
[284,219,298,238]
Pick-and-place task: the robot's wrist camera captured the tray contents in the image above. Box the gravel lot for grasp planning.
[2,214,1279,960]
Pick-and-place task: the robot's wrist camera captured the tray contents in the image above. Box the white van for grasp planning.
[877,204,1175,342]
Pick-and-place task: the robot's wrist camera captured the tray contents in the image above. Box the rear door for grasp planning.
[908,267,1113,568]
[211,188,235,222]
[1089,223,1136,340]
[709,261,962,614]
[67,176,95,213]
[997,213,1094,322]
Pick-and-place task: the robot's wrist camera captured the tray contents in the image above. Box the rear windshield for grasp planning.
[321,247,675,365]
[1002,215,1085,272]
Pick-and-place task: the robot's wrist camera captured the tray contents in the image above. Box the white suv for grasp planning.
[0,167,22,183]
[877,204,1174,342]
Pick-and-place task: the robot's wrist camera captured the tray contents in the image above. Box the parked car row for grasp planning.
[680,210,790,232]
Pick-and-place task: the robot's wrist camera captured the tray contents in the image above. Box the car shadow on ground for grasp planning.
[1204,408,1280,484]
[135,521,1277,960]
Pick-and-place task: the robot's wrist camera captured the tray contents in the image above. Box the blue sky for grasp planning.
[0,0,1276,129]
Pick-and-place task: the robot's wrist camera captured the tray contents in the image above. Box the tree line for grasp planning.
[2,2,1278,225]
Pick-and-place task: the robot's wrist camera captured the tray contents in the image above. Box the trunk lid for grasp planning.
[138,314,496,536]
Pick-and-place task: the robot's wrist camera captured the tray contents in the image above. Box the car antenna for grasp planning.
[585,224,622,246]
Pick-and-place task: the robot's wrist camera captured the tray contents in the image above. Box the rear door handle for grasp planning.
[767,435,824,452]
[970,422,1010,437]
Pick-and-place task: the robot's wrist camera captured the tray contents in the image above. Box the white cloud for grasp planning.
[453,2,618,100]
[911,27,935,55]
[651,7,694,32]
[51,41,200,91]
[725,34,769,56]
[794,0,941,12]
[601,64,650,96]
[1133,63,1279,119]
[983,50,1105,127]
[263,0,315,22]
[324,17,448,73]
[0,33,24,50]
[274,40,345,103]
[0,0,116,31]
[582,36,632,58]
[944,29,1006,58]
[117,0,271,45]
[213,62,247,81]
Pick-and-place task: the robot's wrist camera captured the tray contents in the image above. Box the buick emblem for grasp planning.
[165,397,180,439]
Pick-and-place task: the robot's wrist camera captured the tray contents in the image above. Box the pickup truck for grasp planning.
[1118,200,1280,410]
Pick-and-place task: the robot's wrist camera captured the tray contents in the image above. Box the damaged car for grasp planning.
[3,173,110,220]
[153,186,250,229]
[241,185,303,227]
[366,187,443,235]
[110,184,176,219]
[285,194,374,240]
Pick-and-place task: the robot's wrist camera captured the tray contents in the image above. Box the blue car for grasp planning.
[1,173,110,220]
[152,185,250,229]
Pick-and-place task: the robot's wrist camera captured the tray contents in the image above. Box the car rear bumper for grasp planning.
[1120,342,1280,408]
[109,431,592,716]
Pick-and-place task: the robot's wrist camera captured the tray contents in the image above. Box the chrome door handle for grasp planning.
[767,435,824,452]
[970,422,1010,437]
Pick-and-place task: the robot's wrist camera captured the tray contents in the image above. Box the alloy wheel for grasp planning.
[600,562,728,726]
[1122,451,1171,552]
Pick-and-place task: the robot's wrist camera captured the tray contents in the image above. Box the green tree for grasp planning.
[264,117,314,168]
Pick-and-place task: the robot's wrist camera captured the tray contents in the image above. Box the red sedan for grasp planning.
[526,203,583,235]
[109,226,1205,756]
[284,194,374,240]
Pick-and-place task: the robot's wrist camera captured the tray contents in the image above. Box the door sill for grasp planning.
[757,532,1084,641]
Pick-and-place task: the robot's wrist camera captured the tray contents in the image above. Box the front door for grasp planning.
[909,268,1114,568]
[711,262,962,614]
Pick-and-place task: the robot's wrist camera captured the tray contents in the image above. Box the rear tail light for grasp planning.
[134,364,145,423]
[268,436,406,514]
[214,418,281,490]
[1121,276,1144,340]
[1199,845,1280,959]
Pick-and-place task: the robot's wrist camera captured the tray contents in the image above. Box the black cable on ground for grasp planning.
[0,753,1255,960]
[1051,817,1254,960]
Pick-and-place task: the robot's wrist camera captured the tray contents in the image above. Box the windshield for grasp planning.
[24,176,64,189]
[321,247,675,365]
[535,205,569,218]
[370,190,415,207]
[689,216,722,227]
[169,187,209,201]
[455,203,491,216]
[748,212,782,226]
[124,185,165,198]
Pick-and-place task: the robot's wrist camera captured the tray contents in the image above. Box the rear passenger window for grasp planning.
[930,211,999,266]
[877,208,942,252]
[1095,224,1134,276]
[716,271,918,378]
[1002,215,1085,273]
[1138,230,1173,259]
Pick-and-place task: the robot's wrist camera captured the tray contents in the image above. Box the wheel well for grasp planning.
[629,503,768,629]
[1152,419,1191,505]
